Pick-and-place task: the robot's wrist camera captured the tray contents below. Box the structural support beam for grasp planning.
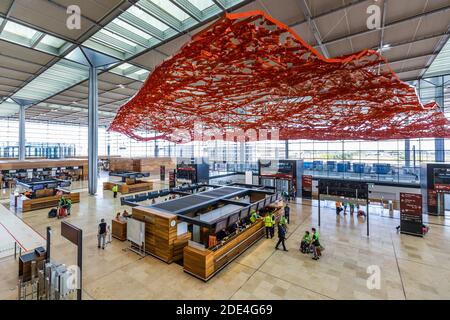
[433,76,445,162]
[285,140,289,160]
[18,104,26,161]
[404,139,411,168]
[298,0,330,58]
[88,66,99,195]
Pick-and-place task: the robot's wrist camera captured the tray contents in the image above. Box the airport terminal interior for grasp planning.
[1,0,450,301]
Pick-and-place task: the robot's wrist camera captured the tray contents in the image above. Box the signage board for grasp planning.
[169,170,176,188]
[61,221,82,245]
[301,175,313,199]
[400,193,423,237]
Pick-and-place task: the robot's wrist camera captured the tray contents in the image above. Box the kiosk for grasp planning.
[130,185,282,281]
[13,178,80,212]
[421,163,450,216]
[258,159,303,197]
[103,171,153,194]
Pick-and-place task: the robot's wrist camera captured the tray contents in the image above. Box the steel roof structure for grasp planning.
[0,0,449,126]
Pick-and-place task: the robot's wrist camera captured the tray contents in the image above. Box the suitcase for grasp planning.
[48,208,57,218]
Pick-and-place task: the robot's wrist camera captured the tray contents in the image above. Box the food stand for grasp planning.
[130,185,282,281]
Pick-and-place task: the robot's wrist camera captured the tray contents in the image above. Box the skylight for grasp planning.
[3,21,37,40]
[39,34,67,48]
[149,0,191,21]
[12,60,89,102]
[425,38,450,78]
[101,29,138,47]
[110,19,153,40]
[110,63,150,81]
[126,5,171,32]
[0,19,69,56]
[189,0,215,11]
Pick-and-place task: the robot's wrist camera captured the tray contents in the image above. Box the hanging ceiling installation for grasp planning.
[109,10,450,142]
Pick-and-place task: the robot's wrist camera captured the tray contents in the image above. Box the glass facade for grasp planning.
[0,75,448,185]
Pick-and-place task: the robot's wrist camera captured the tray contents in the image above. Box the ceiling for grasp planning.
[0,0,449,127]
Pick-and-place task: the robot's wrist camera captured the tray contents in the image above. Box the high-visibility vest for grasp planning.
[250,212,259,223]
[280,216,287,225]
[112,185,118,192]
[264,215,272,227]
[313,232,320,241]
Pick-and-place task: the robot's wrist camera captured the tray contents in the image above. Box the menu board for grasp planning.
[301,175,313,199]
[160,165,165,181]
[169,170,176,188]
[400,193,423,237]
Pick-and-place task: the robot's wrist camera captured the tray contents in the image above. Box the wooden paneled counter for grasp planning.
[112,219,127,241]
[19,192,80,212]
[183,202,284,281]
[103,180,153,194]
[183,220,265,281]
[0,159,88,180]
[109,157,176,176]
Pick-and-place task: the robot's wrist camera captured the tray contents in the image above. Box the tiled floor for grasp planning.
[1,179,450,300]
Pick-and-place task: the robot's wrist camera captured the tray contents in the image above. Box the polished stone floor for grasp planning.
[1,178,450,300]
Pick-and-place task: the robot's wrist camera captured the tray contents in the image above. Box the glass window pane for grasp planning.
[39,34,66,48]
[111,19,153,40]
[127,5,170,31]
[3,21,37,39]
[149,0,190,21]
[189,0,215,10]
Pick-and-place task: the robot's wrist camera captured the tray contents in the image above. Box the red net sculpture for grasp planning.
[108,10,450,142]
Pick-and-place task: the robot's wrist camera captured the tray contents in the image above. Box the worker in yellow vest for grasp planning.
[112,184,119,198]
[264,213,273,239]
[270,212,276,238]
[250,210,260,223]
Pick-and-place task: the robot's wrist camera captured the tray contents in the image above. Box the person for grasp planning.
[343,202,348,215]
[311,228,321,260]
[349,203,355,215]
[58,196,68,218]
[112,184,119,198]
[151,198,156,204]
[249,210,260,223]
[115,212,121,221]
[122,210,131,218]
[300,230,311,253]
[66,198,72,215]
[275,222,288,251]
[290,187,296,202]
[335,201,342,215]
[284,204,290,224]
[280,215,288,227]
[264,213,273,239]
[98,219,107,249]
[270,212,276,238]
[357,205,366,217]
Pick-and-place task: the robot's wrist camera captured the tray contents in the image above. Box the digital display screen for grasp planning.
[240,208,249,219]
[259,160,294,177]
[228,213,239,226]
[215,219,227,233]
[33,184,44,191]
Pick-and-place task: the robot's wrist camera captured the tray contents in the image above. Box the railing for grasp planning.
[0,241,23,260]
